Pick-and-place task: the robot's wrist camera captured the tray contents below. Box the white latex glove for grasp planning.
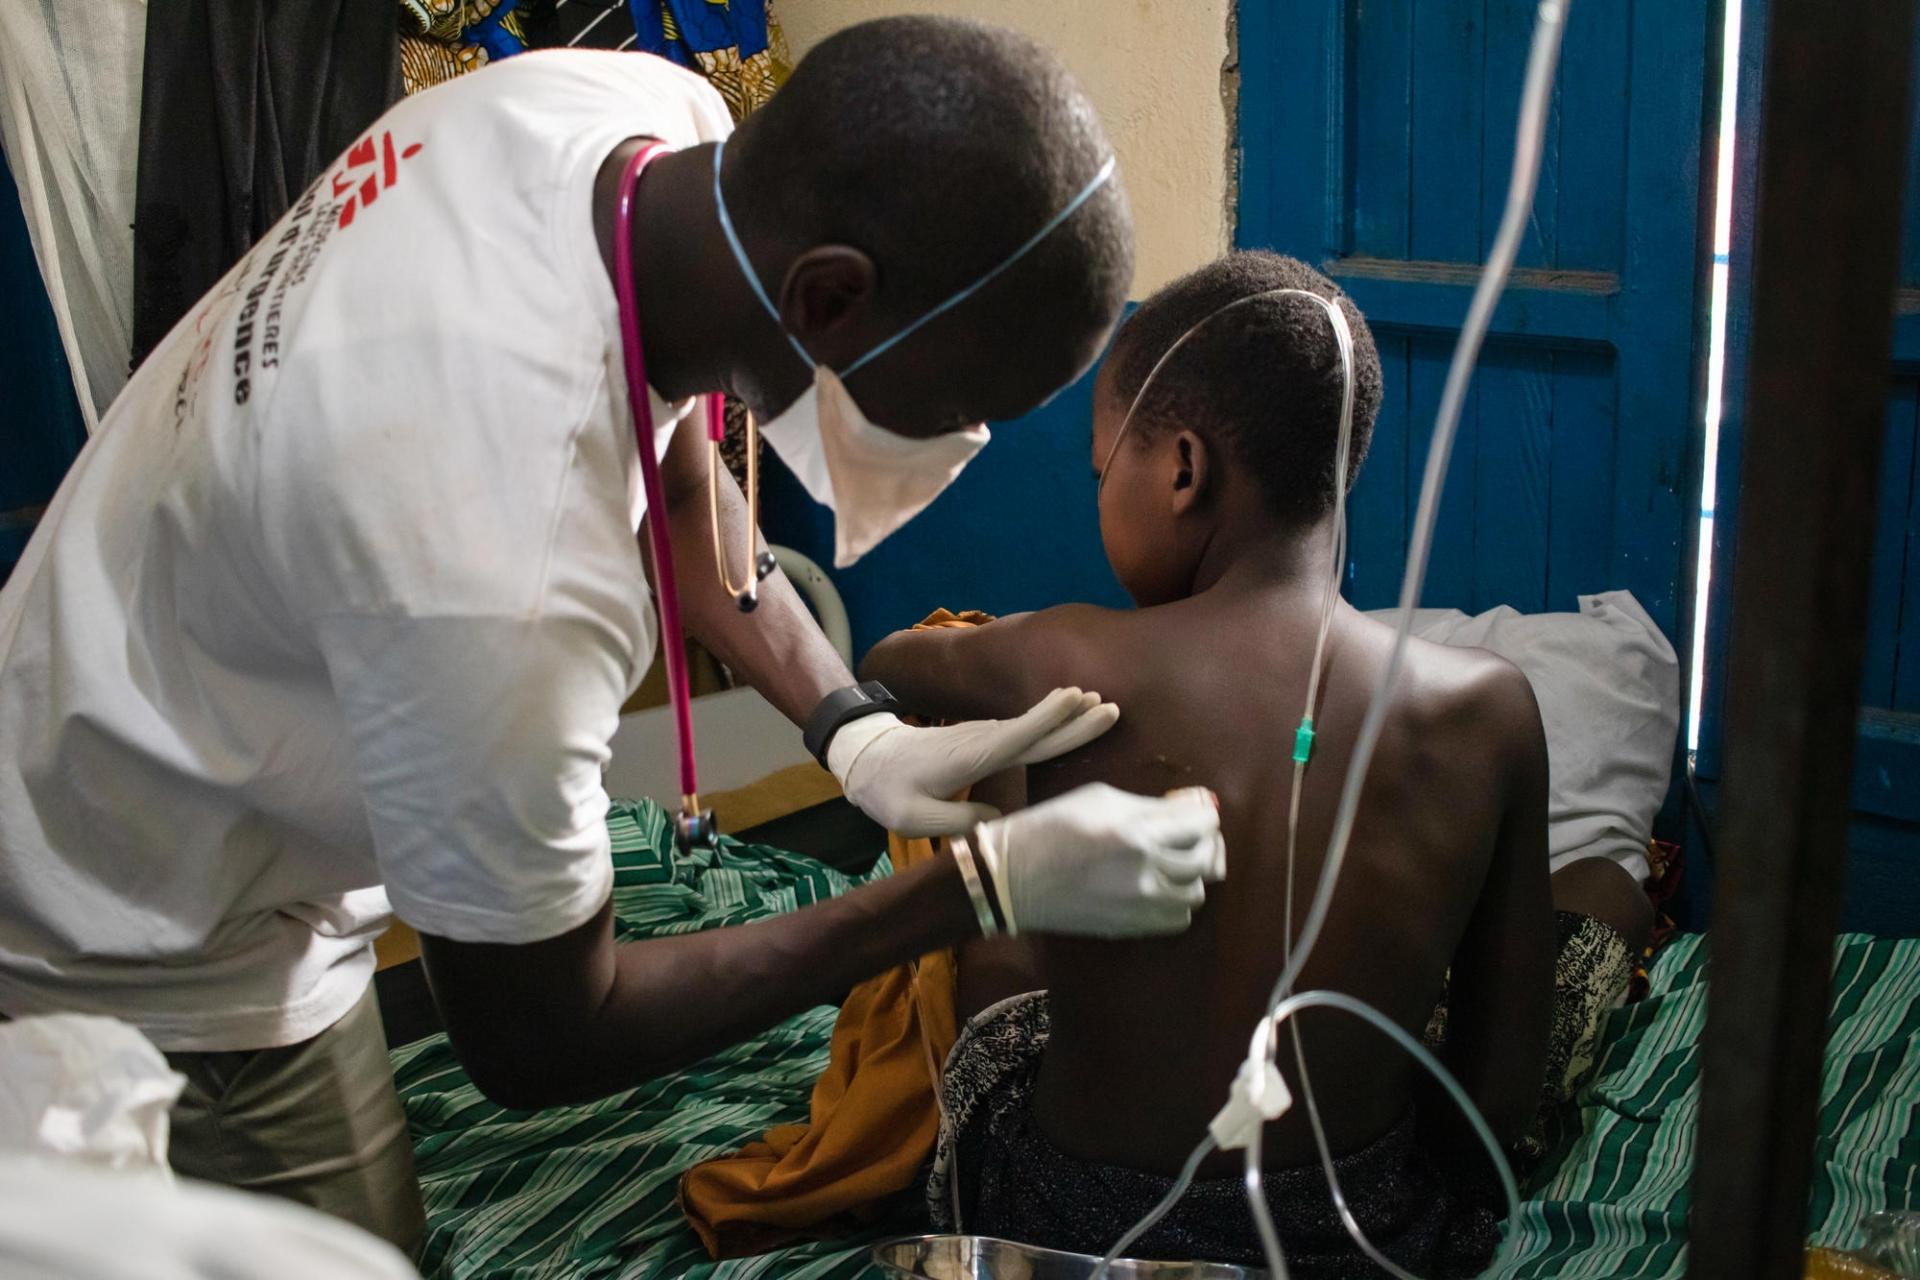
[826,687,1120,837]
[974,783,1227,937]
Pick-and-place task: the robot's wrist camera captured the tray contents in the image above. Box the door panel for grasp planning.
[1698,0,1920,928]
[1238,1,1711,642]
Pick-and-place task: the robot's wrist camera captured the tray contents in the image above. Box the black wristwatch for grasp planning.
[803,681,903,767]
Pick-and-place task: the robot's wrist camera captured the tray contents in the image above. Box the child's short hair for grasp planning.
[1106,251,1383,526]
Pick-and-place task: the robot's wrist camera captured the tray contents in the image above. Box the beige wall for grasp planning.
[776,0,1234,297]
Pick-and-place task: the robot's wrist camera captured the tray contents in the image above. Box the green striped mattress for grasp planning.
[392,799,1920,1279]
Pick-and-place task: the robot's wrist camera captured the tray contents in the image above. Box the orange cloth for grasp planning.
[678,611,987,1258]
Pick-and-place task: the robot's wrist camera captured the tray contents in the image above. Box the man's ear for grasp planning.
[1169,429,1212,516]
[777,246,878,354]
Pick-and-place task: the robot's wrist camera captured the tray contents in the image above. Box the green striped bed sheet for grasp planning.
[392,799,1920,1279]
[1505,931,1920,1278]
[393,799,907,1280]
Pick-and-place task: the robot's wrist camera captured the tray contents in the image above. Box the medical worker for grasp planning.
[0,16,1225,1254]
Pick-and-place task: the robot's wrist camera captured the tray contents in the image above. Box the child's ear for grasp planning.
[1170,430,1211,515]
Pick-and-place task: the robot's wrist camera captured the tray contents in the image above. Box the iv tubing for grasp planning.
[1257,0,1568,1266]
[1274,295,1358,1263]
[1092,2,1568,1274]
[1258,993,1525,1278]
[1272,0,1570,1025]
[1257,0,1567,1268]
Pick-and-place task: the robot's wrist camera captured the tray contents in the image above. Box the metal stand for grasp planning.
[1689,1,1919,1275]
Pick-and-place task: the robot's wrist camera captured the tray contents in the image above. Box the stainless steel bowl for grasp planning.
[870,1235,1268,1279]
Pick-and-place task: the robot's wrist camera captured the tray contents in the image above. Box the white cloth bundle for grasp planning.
[0,1013,183,1173]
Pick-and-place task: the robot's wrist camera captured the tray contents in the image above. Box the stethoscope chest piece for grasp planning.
[675,807,719,853]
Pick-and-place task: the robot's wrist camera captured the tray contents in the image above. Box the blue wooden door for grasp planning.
[1236,1,1713,647]
[1697,0,1920,933]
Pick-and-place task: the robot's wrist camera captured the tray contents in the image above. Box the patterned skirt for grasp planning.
[928,993,1502,1277]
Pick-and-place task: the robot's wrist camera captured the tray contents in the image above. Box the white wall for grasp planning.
[776,0,1234,297]
[608,688,813,807]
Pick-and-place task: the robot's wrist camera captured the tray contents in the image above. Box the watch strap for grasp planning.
[804,680,903,768]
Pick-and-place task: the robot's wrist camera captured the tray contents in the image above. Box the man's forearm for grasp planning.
[598,855,972,1079]
[423,854,980,1108]
[664,450,851,726]
[548,856,976,1103]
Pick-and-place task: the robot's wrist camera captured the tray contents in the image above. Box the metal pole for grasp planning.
[1689,1,1918,1276]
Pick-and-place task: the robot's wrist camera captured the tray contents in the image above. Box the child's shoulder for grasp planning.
[1345,611,1543,753]
[984,601,1151,654]
[999,601,1134,629]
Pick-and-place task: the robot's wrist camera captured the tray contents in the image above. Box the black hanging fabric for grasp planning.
[131,2,401,367]
[520,0,629,51]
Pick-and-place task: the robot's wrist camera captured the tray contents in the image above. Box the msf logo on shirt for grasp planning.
[332,130,425,229]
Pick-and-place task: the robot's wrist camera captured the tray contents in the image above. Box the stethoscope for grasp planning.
[613,140,772,853]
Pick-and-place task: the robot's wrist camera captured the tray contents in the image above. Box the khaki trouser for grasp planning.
[163,984,426,1257]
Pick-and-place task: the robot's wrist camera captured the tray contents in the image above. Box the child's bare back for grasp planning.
[868,591,1552,1177]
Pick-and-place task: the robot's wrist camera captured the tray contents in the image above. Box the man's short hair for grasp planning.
[1107,251,1384,526]
[726,15,1132,342]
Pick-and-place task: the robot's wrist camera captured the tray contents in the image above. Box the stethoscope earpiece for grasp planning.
[755,550,777,581]
[736,590,759,614]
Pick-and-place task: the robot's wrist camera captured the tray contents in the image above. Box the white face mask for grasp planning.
[756,368,990,568]
[713,140,1115,567]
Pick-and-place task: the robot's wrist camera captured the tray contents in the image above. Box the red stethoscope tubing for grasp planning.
[612,141,704,804]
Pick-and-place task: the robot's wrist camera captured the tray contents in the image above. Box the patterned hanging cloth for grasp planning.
[415,0,792,124]
[399,0,532,95]
[629,0,789,121]
[397,0,785,487]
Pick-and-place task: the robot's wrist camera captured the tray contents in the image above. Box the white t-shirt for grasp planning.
[0,51,734,1051]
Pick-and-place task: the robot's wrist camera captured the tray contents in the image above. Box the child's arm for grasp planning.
[861,636,1064,1013]
[858,605,1115,723]
[1433,665,1555,1153]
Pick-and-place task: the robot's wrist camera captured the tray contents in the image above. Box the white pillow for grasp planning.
[1367,591,1679,883]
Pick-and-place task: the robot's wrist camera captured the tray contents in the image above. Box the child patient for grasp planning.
[860,252,1554,1275]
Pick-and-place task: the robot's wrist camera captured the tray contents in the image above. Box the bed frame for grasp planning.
[1687,0,1918,1274]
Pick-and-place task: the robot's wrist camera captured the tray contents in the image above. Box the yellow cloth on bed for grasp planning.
[677,828,958,1257]
[677,612,985,1258]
